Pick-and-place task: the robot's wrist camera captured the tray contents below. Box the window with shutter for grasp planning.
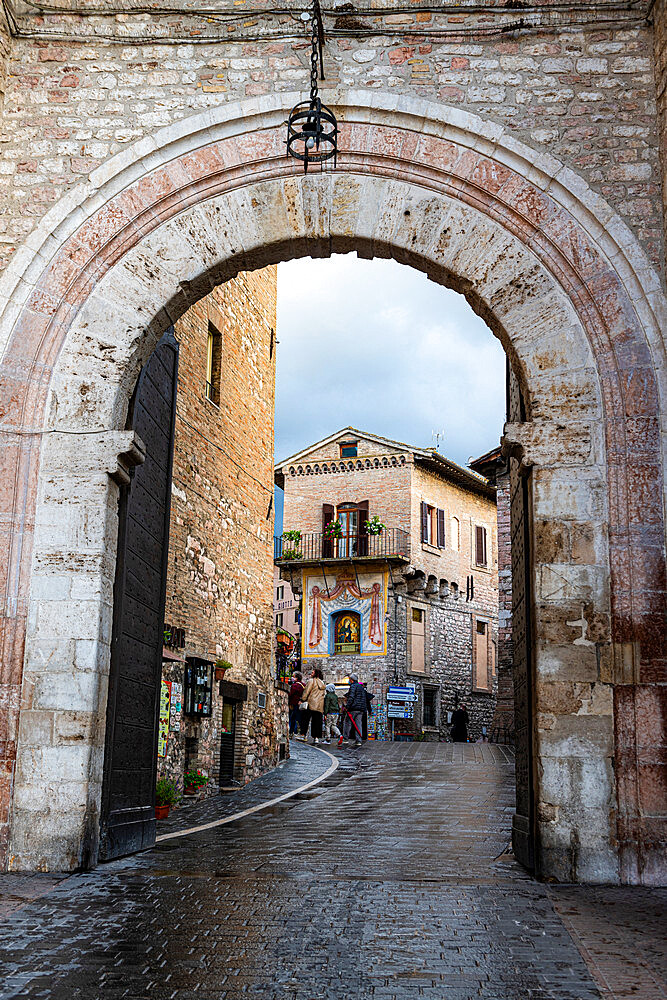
[421,502,429,543]
[358,499,369,556]
[409,604,426,674]
[437,509,446,548]
[473,618,491,690]
[322,503,334,558]
[475,525,487,566]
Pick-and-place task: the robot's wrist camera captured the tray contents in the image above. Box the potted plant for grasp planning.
[281,529,303,560]
[364,515,386,536]
[155,776,179,819]
[183,769,210,796]
[324,519,343,539]
[215,658,233,681]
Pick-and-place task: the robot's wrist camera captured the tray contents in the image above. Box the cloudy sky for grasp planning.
[275,254,506,467]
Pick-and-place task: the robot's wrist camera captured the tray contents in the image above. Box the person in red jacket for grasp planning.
[288,671,304,737]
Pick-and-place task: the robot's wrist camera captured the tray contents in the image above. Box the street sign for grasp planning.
[387,686,416,702]
[387,694,417,702]
[388,704,414,719]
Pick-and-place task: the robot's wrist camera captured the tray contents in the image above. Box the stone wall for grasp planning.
[492,469,514,738]
[159,266,287,790]
[0,79,663,880]
[0,10,664,274]
[655,0,667,268]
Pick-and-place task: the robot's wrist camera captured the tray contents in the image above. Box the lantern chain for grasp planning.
[310,3,319,105]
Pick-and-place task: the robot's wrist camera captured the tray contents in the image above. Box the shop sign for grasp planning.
[157,679,171,756]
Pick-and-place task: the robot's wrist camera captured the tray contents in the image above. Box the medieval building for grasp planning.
[158,268,287,793]
[275,429,499,741]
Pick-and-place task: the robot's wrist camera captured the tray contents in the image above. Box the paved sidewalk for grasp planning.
[157,739,337,837]
[0,742,664,1000]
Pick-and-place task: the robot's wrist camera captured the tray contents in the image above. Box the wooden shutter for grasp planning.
[357,500,369,556]
[421,502,429,543]
[474,619,490,690]
[322,503,334,558]
[475,525,487,565]
[437,509,446,548]
[409,606,425,673]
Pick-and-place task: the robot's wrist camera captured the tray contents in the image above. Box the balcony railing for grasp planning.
[274,527,410,563]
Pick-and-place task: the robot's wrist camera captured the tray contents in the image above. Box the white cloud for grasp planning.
[275,254,505,467]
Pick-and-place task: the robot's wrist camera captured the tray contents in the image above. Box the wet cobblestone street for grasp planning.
[0,742,664,1000]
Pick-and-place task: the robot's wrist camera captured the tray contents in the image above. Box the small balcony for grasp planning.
[274,527,410,565]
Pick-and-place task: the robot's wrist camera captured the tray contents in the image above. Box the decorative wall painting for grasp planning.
[302,569,388,658]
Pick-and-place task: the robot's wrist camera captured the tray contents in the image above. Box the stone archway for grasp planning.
[0,93,664,883]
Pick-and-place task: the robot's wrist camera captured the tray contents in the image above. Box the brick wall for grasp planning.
[281,459,413,538]
[0,11,664,274]
[158,265,287,790]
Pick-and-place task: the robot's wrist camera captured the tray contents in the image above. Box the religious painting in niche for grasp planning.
[334,612,361,654]
[302,568,387,658]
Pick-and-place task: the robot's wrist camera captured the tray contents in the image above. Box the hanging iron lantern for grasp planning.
[286,2,338,174]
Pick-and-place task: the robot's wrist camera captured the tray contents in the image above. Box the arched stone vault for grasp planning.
[0,94,664,883]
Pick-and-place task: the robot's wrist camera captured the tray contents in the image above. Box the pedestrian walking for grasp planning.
[323,683,341,743]
[343,673,366,747]
[288,671,305,737]
[298,667,326,743]
[450,703,469,743]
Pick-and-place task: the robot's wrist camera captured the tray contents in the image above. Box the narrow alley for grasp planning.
[0,744,663,1000]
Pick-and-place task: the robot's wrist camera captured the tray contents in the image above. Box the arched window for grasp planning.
[450,516,460,551]
[332,611,361,655]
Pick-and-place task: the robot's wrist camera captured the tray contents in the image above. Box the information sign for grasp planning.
[388,704,414,719]
[387,685,417,702]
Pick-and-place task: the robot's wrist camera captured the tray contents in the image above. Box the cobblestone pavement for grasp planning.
[0,742,664,1000]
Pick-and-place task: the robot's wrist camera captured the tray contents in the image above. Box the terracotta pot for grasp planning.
[184,785,197,796]
[215,667,228,681]
[155,804,170,820]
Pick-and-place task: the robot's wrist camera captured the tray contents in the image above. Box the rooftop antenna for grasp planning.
[432,429,445,452]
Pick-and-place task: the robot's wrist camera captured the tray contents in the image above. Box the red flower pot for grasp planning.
[155,804,170,820]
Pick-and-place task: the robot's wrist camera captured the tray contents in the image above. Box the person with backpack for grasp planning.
[343,673,366,747]
[323,683,341,743]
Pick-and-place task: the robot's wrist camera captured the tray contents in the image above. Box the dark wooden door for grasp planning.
[99,329,179,862]
[219,701,237,785]
[508,363,535,871]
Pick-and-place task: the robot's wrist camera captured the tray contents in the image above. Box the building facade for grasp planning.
[275,429,499,742]
[158,267,288,792]
[470,446,514,743]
